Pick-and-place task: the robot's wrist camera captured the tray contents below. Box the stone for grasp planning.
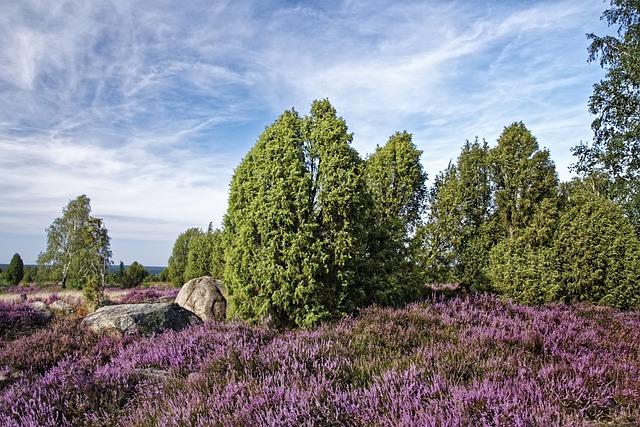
[49,300,74,315]
[81,303,201,336]
[29,301,52,320]
[175,276,226,321]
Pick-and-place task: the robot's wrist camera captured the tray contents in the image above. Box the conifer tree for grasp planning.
[167,228,202,286]
[364,131,427,304]
[489,123,558,238]
[6,253,24,286]
[224,100,369,327]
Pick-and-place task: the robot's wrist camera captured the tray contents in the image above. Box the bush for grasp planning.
[6,253,24,286]
[123,262,148,288]
[554,195,640,309]
[489,195,640,309]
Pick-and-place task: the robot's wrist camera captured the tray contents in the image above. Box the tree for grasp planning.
[488,188,640,309]
[6,253,24,286]
[224,100,370,327]
[489,122,558,238]
[573,0,640,231]
[37,195,111,288]
[123,261,148,288]
[167,228,202,286]
[184,228,225,281]
[418,139,494,289]
[364,131,427,304]
[487,198,561,304]
[554,192,640,309]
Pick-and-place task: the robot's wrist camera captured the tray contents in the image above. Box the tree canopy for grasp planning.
[37,195,111,288]
[572,0,640,231]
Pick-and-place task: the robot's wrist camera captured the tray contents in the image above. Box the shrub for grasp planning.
[224,100,370,327]
[6,253,24,286]
[123,262,148,288]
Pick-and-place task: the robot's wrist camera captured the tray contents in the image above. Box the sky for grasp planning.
[0,0,610,266]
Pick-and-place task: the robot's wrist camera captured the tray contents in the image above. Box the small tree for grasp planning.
[38,195,111,288]
[83,276,103,312]
[6,253,24,286]
[184,228,224,281]
[123,262,148,288]
[490,123,558,238]
[418,139,494,289]
[364,131,427,305]
[167,228,202,286]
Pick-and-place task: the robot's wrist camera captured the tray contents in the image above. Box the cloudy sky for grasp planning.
[0,0,609,265]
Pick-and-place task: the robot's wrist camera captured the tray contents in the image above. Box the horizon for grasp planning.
[0,0,609,265]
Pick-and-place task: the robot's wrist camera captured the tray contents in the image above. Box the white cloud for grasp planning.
[0,0,609,264]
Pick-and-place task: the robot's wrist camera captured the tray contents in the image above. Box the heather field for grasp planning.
[1,295,639,426]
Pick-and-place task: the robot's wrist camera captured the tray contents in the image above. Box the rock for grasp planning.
[134,368,171,380]
[175,276,226,321]
[29,301,52,320]
[81,303,201,336]
[157,295,175,303]
[49,300,74,315]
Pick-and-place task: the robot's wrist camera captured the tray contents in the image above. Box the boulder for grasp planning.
[81,303,201,336]
[29,301,52,320]
[49,300,74,315]
[175,276,226,321]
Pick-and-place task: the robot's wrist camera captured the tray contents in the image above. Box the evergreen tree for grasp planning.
[123,261,148,288]
[364,131,427,304]
[419,139,494,289]
[489,123,558,238]
[554,192,640,309]
[6,253,24,286]
[167,228,202,286]
[224,100,369,327]
[184,228,224,281]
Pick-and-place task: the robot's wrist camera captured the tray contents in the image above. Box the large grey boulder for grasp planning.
[81,303,201,336]
[175,276,226,321]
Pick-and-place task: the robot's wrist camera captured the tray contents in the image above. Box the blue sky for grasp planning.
[0,0,609,266]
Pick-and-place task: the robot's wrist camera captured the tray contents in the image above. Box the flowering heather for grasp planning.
[1,295,639,426]
[117,288,179,304]
[0,302,50,341]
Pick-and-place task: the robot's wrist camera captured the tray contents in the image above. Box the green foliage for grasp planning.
[488,198,561,304]
[22,266,37,284]
[489,192,640,309]
[364,131,427,305]
[554,193,640,309]
[123,261,148,288]
[6,253,24,286]
[184,228,225,281]
[418,139,494,289]
[82,276,103,312]
[37,195,111,288]
[167,228,202,286]
[224,99,370,327]
[489,122,558,238]
[572,0,640,231]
